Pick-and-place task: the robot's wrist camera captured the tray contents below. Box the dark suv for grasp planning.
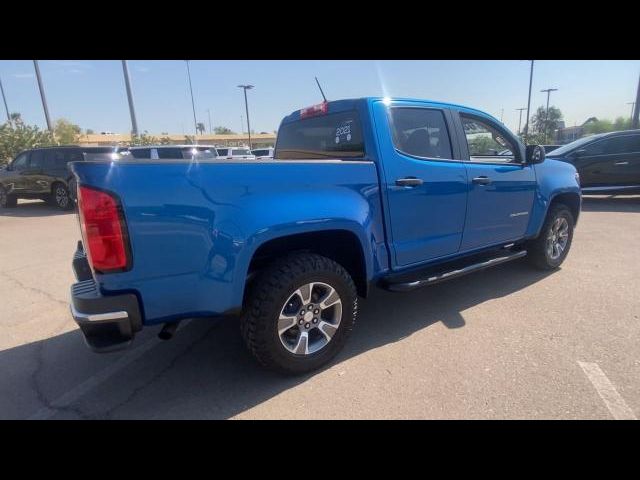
[0,145,126,210]
[546,130,640,193]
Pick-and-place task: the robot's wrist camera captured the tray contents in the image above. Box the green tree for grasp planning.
[130,130,159,146]
[0,121,54,166]
[9,112,23,125]
[196,122,206,135]
[159,136,172,145]
[213,126,234,134]
[184,135,195,144]
[54,118,82,144]
[529,105,563,144]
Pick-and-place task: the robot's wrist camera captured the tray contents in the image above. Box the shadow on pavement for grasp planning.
[0,259,553,420]
[0,200,75,218]
[581,195,640,213]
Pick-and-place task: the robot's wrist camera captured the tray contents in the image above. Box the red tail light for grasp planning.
[300,101,328,119]
[77,185,130,273]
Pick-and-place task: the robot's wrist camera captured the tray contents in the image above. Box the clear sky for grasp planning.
[1,60,638,136]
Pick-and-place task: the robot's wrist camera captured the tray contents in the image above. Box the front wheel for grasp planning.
[240,253,358,374]
[527,203,575,270]
[0,185,17,208]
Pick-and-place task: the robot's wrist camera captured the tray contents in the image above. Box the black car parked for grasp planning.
[0,145,126,210]
[546,130,640,193]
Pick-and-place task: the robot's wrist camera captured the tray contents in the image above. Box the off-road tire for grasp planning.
[240,253,358,375]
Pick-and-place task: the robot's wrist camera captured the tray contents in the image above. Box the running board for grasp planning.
[382,250,527,292]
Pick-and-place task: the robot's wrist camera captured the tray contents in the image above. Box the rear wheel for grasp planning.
[49,183,73,210]
[0,185,17,208]
[240,253,358,374]
[527,203,574,270]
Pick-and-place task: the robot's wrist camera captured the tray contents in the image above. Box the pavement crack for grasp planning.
[0,270,68,307]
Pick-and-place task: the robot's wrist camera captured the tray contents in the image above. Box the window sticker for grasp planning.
[335,119,354,144]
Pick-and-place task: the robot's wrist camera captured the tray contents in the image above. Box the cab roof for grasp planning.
[281,97,501,125]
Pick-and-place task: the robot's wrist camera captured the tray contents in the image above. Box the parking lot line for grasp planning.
[577,361,637,420]
[28,320,192,420]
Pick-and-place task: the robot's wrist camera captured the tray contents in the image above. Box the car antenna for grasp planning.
[315,76,328,103]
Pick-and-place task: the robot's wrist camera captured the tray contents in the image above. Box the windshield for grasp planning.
[547,134,605,156]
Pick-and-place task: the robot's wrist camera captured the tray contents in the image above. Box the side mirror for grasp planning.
[526,145,545,164]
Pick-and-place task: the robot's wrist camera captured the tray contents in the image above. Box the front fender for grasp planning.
[526,158,581,238]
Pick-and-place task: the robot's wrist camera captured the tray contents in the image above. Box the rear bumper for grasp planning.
[71,243,142,353]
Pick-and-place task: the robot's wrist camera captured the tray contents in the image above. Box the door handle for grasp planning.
[472,176,492,185]
[614,161,629,165]
[395,177,423,187]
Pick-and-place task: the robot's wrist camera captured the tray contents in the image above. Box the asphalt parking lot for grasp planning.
[1,196,639,419]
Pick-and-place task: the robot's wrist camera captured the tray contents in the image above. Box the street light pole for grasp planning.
[185,60,198,137]
[0,74,10,123]
[207,108,212,134]
[33,60,52,132]
[524,60,534,144]
[540,87,558,143]
[516,107,527,136]
[627,102,635,122]
[121,60,139,136]
[237,84,254,149]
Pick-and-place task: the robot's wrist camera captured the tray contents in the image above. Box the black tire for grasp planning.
[240,253,358,374]
[49,182,73,210]
[526,203,574,270]
[0,185,17,208]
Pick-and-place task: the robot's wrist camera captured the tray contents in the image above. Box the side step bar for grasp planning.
[382,250,527,292]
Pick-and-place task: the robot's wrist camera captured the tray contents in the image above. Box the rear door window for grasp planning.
[216,148,229,156]
[30,150,45,169]
[275,110,365,160]
[389,108,453,159]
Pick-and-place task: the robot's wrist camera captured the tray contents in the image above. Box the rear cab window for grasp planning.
[275,110,365,160]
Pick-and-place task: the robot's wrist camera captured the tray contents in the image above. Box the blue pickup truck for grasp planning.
[69,97,581,373]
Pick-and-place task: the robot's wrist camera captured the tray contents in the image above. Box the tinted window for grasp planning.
[216,148,229,156]
[275,110,365,160]
[43,150,67,169]
[30,150,45,169]
[389,108,453,159]
[157,148,183,159]
[583,140,606,156]
[252,149,267,156]
[231,149,251,156]
[604,135,640,154]
[130,149,151,159]
[462,116,517,163]
[12,152,29,170]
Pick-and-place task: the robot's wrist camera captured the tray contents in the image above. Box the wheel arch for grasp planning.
[244,228,370,301]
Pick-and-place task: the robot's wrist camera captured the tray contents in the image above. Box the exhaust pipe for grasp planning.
[158,321,181,340]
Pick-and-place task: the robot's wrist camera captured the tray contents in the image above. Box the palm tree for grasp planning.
[196,122,205,135]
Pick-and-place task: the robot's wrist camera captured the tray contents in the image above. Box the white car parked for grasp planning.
[215,147,256,160]
[251,147,274,160]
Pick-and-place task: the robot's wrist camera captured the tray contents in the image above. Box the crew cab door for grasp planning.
[5,152,30,191]
[373,100,468,267]
[453,111,537,251]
